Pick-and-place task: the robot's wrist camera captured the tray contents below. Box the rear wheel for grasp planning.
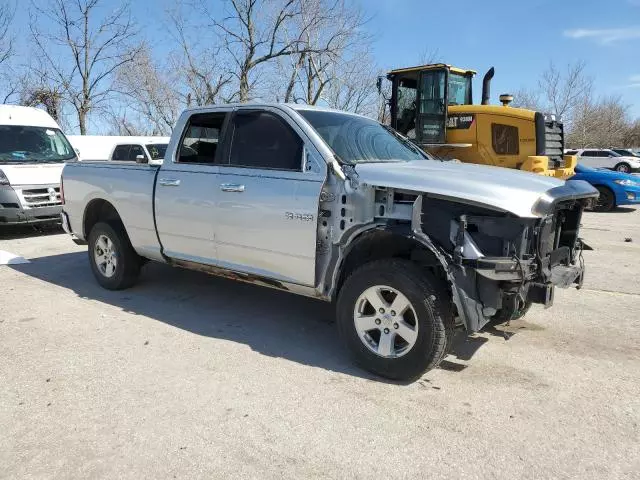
[594,186,616,212]
[614,162,631,173]
[88,221,141,290]
[336,259,454,381]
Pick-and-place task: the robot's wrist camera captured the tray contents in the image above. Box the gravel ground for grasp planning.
[1,207,639,480]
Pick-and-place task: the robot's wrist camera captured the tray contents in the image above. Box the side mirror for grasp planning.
[135,154,148,164]
[376,76,383,94]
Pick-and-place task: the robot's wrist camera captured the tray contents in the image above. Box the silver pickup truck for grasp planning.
[60,103,598,380]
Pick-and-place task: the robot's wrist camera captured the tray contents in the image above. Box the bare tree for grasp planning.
[511,61,593,124]
[207,0,341,101]
[417,47,440,65]
[324,51,379,117]
[21,86,63,122]
[511,87,542,110]
[168,9,234,106]
[30,0,141,134]
[623,118,640,148]
[567,95,630,148]
[0,1,17,102]
[0,1,13,67]
[105,107,154,135]
[115,45,181,135]
[277,0,370,105]
[539,60,593,122]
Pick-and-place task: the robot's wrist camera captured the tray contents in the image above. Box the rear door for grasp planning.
[213,108,325,286]
[154,111,230,264]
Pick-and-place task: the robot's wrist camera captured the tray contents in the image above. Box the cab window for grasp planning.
[491,123,519,155]
[129,144,145,161]
[111,145,131,161]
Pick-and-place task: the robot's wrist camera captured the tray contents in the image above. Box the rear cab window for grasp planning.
[178,113,228,164]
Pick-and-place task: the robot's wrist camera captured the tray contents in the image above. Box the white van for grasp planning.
[0,105,77,225]
[67,135,170,164]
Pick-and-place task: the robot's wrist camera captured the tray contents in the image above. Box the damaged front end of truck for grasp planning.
[412,186,595,331]
[323,162,599,333]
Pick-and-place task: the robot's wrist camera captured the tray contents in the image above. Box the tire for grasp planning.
[87,221,141,290]
[594,186,616,212]
[614,162,631,173]
[336,259,454,381]
[491,300,532,325]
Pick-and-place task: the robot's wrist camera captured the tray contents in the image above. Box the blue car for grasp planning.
[571,164,640,212]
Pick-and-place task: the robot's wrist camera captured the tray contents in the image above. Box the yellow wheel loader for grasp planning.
[382,64,576,178]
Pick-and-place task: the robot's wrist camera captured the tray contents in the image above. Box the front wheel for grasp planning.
[594,186,616,212]
[336,259,454,381]
[88,221,141,290]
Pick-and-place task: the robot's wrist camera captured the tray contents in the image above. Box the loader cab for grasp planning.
[387,64,475,145]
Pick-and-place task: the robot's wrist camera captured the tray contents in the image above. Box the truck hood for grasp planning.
[0,163,65,186]
[354,160,567,218]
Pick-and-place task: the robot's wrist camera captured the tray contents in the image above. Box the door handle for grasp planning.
[220,183,245,192]
[158,178,181,187]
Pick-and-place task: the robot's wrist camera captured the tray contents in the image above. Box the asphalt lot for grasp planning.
[1,208,639,480]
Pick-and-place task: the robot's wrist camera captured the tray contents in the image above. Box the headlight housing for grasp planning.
[0,169,9,186]
[614,179,640,187]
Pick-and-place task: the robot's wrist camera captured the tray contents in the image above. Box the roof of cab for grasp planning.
[0,105,61,129]
[387,63,477,76]
[182,102,370,119]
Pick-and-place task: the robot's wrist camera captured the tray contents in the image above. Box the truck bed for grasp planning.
[62,162,163,261]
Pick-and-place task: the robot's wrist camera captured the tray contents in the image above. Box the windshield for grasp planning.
[146,143,168,160]
[448,73,472,105]
[298,110,428,164]
[0,125,76,163]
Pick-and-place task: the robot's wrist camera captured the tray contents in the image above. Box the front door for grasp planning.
[417,68,448,144]
[213,109,325,286]
[154,111,229,264]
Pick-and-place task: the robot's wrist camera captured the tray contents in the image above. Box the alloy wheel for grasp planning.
[353,285,419,358]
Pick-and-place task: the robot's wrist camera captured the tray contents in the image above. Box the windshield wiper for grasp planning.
[381,125,431,158]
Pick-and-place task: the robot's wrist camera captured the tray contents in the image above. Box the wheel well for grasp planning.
[83,199,124,238]
[336,230,446,295]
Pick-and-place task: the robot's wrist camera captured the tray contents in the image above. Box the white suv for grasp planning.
[565,148,640,173]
